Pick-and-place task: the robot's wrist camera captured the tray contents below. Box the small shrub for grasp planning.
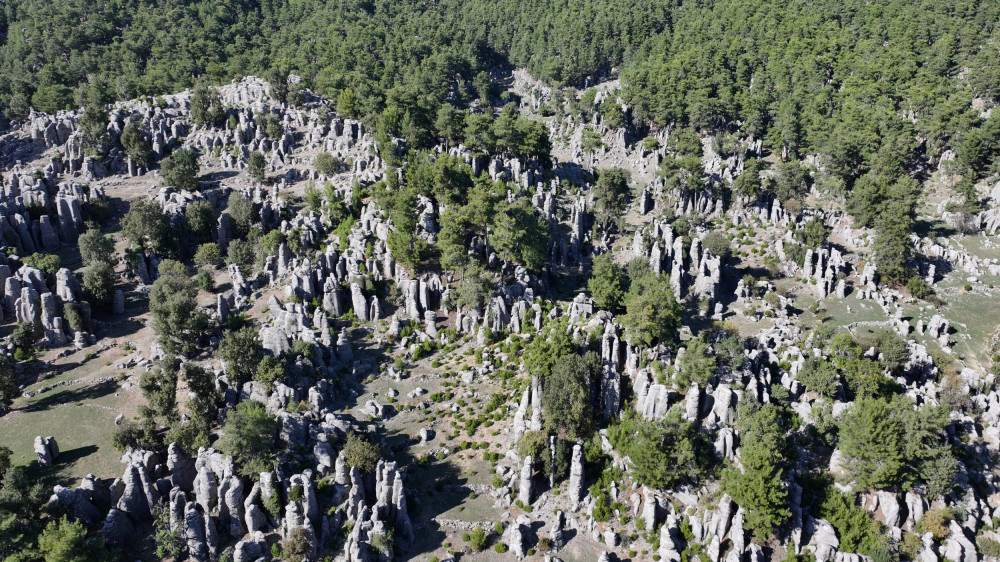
[916,507,955,541]
[978,536,1000,559]
[195,269,215,291]
[469,527,487,551]
[370,530,394,555]
[906,277,932,299]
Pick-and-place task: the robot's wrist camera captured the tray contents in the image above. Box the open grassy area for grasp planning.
[0,349,143,485]
[936,286,1000,368]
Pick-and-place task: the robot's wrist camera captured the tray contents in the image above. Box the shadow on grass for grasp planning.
[21,444,102,489]
[913,218,954,239]
[95,289,149,340]
[49,445,103,487]
[383,428,418,467]
[57,444,100,466]
[21,380,118,413]
[401,458,466,559]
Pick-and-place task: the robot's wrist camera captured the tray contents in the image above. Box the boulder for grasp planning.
[101,508,135,547]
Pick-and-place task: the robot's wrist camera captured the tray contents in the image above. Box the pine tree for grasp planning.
[723,402,790,539]
[837,397,905,489]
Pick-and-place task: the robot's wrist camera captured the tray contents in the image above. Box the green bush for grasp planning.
[11,322,35,354]
[978,536,1000,559]
[915,507,954,540]
[216,400,278,476]
[226,239,256,272]
[608,410,704,490]
[469,527,487,551]
[21,252,61,275]
[248,151,266,181]
[343,433,381,474]
[194,269,215,291]
[314,152,341,175]
[112,419,159,452]
[808,478,887,556]
[160,148,200,189]
[194,243,222,268]
[280,528,314,560]
[906,277,932,299]
[39,515,110,561]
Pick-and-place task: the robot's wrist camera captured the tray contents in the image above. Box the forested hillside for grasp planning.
[4,1,1000,561]
[0,0,670,114]
[3,0,999,174]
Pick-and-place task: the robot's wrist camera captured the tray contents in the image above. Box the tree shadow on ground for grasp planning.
[16,358,82,388]
[21,379,118,412]
[913,218,954,239]
[382,428,418,467]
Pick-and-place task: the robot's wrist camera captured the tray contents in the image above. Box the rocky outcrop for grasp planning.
[33,435,58,467]
[518,455,534,506]
[568,442,584,504]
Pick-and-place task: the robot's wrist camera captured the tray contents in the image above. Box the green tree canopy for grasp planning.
[227,193,255,240]
[139,357,179,424]
[185,200,217,244]
[542,352,599,441]
[837,396,906,489]
[314,152,340,176]
[121,199,176,257]
[248,151,266,182]
[592,168,632,228]
[588,254,627,311]
[490,198,549,273]
[121,122,151,167]
[342,432,381,474]
[78,229,115,268]
[190,85,226,128]
[0,355,17,414]
[216,400,278,476]
[522,319,575,380]
[38,515,110,562]
[838,395,955,495]
[701,231,731,261]
[160,148,200,190]
[148,260,207,355]
[218,326,264,387]
[676,337,718,388]
[620,270,682,347]
[21,253,60,276]
[797,357,839,398]
[82,260,115,306]
[608,410,705,490]
[723,400,791,540]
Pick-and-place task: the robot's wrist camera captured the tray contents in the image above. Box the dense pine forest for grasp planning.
[3,0,1000,169]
